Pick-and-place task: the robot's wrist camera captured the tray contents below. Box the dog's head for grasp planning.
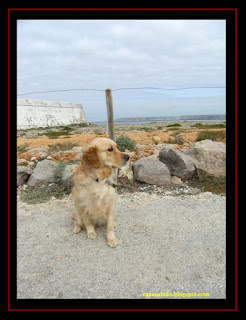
[82,138,129,175]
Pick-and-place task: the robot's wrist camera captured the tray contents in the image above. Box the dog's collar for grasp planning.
[95,178,117,189]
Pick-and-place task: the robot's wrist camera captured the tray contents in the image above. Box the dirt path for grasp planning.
[17,191,226,299]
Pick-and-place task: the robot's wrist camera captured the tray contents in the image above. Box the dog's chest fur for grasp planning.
[77,172,117,219]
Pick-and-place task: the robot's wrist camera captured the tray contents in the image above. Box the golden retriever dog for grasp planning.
[72,137,129,247]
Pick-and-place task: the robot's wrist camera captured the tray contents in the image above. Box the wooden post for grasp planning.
[105,88,115,141]
[105,88,118,188]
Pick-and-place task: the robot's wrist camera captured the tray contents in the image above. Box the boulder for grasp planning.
[175,133,186,145]
[184,139,226,179]
[51,150,82,162]
[21,147,49,161]
[27,160,58,187]
[17,166,32,186]
[159,148,195,179]
[62,164,79,186]
[133,155,171,186]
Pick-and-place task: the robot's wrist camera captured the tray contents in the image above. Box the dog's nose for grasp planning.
[124,154,130,161]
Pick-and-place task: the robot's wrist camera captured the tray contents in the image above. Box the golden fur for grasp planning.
[72,137,129,247]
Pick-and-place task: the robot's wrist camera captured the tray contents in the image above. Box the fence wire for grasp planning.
[17,86,226,96]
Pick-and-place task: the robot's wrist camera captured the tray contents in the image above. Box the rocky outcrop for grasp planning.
[17,139,226,191]
[51,150,82,162]
[133,155,171,186]
[184,140,226,179]
[27,160,59,187]
[20,147,49,161]
[17,166,32,186]
[159,148,195,179]
[62,164,79,187]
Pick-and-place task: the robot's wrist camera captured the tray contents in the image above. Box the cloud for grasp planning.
[17,19,226,121]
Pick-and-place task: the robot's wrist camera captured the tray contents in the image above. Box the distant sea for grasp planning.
[92,116,226,126]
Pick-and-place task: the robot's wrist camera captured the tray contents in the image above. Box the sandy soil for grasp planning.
[17,129,225,150]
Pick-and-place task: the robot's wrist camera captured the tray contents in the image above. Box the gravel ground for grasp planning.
[17,191,226,299]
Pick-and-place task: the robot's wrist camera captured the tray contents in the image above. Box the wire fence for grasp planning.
[17,86,226,96]
[17,85,226,146]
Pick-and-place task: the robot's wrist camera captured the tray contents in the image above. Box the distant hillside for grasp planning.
[116,114,226,122]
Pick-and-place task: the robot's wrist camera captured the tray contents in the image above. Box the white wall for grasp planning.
[17,98,87,129]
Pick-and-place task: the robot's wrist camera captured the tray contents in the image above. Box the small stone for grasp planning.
[170,176,183,185]
[27,161,35,169]
[152,136,161,144]
[17,159,28,166]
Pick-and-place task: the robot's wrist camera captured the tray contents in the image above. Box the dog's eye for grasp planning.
[108,147,113,152]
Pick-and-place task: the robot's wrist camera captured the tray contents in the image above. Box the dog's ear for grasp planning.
[82,146,100,168]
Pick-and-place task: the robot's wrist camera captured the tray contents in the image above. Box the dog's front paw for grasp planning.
[88,231,97,240]
[73,225,82,234]
[107,237,117,248]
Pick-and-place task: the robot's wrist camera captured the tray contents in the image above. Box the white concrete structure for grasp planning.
[17,98,87,129]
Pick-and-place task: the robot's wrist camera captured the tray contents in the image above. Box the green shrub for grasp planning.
[93,129,105,135]
[138,126,155,132]
[79,123,89,127]
[53,161,66,184]
[196,130,226,141]
[18,144,29,153]
[48,142,77,153]
[191,123,204,128]
[166,123,182,127]
[191,123,226,128]
[43,130,72,139]
[116,135,137,152]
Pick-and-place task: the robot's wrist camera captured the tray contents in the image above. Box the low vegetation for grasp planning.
[191,123,226,129]
[48,142,77,153]
[116,135,137,152]
[18,144,29,153]
[93,129,105,135]
[196,130,226,142]
[42,130,73,139]
[188,177,226,195]
[203,179,226,195]
[166,123,182,128]
[138,126,156,132]
[20,161,72,204]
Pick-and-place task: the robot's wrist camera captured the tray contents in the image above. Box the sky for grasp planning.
[17,19,226,122]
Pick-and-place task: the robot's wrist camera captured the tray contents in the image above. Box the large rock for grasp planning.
[27,160,58,187]
[62,164,79,186]
[159,148,195,179]
[184,140,226,179]
[133,156,171,186]
[17,166,32,186]
[20,147,49,161]
[51,150,82,161]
